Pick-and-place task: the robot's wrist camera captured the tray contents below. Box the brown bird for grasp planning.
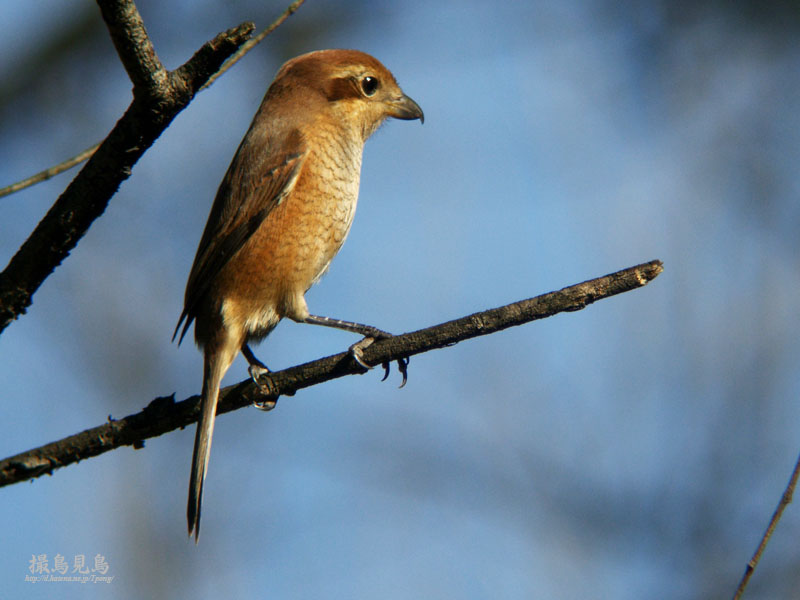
[173,49,423,542]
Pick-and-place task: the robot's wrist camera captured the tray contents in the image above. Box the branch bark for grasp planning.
[732,450,800,599]
[0,260,663,488]
[0,0,257,334]
[97,0,169,95]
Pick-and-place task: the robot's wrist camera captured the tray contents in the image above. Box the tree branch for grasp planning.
[732,450,800,599]
[0,260,663,488]
[0,0,307,201]
[201,0,306,92]
[0,0,267,334]
[97,0,169,96]
[0,143,101,199]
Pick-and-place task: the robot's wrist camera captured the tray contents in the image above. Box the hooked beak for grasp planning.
[385,94,424,124]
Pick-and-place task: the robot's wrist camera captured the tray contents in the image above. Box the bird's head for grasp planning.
[268,49,424,141]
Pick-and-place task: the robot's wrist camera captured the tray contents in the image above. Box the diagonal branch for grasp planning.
[732,450,800,599]
[0,1,254,334]
[201,0,306,92]
[97,0,169,95]
[0,0,307,201]
[0,0,306,335]
[0,143,101,199]
[0,260,663,488]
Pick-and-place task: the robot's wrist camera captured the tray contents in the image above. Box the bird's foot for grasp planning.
[349,336,376,371]
[348,334,409,389]
[249,364,278,411]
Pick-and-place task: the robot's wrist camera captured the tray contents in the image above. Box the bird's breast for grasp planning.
[259,131,365,297]
[214,128,366,332]
[295,133,362,275]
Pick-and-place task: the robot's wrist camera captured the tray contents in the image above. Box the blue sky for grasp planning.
[2,1,800,598]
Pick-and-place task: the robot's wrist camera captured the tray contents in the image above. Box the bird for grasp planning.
[173,49,423,542]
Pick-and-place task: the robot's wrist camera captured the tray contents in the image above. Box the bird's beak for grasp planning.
[386,94,424,124]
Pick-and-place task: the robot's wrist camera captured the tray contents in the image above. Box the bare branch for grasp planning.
[0,143,100,199]
[0,9,259,334]
[0,260,663,488]
[202,0,307,91]
[96,0,169,95]
[0,0,306,201]
[732,450,800,599]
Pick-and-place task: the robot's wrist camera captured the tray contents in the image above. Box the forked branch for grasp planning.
[0,0,306,334]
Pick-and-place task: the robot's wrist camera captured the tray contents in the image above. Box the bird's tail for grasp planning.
[187,349,228,543]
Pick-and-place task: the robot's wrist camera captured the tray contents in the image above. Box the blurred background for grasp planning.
[2,1,800,598]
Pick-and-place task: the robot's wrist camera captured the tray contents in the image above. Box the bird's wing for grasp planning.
[174,128,307,344]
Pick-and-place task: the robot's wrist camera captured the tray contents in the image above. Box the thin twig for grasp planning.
[732,451,800,599]
[0,260,663,488]
[0,143,99,199]
[201,0,306,91]
[0,0,306,201]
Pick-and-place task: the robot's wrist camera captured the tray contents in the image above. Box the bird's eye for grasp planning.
[361,76,379,96]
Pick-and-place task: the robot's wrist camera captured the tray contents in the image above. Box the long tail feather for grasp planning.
[187,353,226,543]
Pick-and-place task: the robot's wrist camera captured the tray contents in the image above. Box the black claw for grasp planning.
[397,356,409,388]
[379,356,409,387]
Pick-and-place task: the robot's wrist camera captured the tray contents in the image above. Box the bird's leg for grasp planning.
[303,314,409,387]
[242,343,268,372]
[303,314,391,339]
[241,343,278,410]
[302,314,390,369]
